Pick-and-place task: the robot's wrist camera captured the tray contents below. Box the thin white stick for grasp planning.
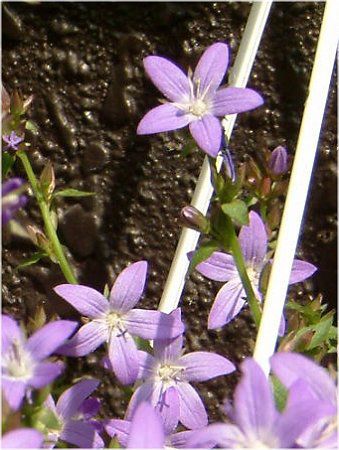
[158,1,273,313]
[253,0,339,375]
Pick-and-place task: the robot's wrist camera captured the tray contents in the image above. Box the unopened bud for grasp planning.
[180,206,210,233]
[10,90,24,116]
[40,162,55,203]
[268,146,288,176]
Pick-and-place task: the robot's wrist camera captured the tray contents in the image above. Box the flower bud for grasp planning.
[268,146,288,176]
[180,206,210,233]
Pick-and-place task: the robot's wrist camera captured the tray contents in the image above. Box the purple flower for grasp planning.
[128,402,165,448]
[2,178,27,225]
[1,428,44,448]
[2,131,24,151]
[271,352,337,448]
[43,379,104,448]
[54,261,184,385]
[1,315,77,411]
[187,357,334,448]
[268,145,288,175]
[137,43,263,157]
[125,322,235,430]
[106,390,198,448]
[193,211,317,333]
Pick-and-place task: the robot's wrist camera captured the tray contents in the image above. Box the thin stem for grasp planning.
[17,151,78,284]
[226,219,262,328]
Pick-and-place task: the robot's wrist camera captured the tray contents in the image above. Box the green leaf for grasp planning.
[271,375,288,412]
[25,120,38,132]
[54,188,95,198]
[2,152,15,177]
[188,240,219,273]
[221,199,249,226]
[17,252,46,269]
[307,315,333,350]
[134,336,153,353]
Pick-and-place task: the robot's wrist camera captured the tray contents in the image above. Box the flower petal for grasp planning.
[57,321,107,357]
[2,314,24,352]
[170,430,207,449]
[2,378,26,411]
[289,259,317,284]
[108,332,139,385]
[193,42,229,95]
[179,351,235,382]
[177,382,208,429]
[109,261,148,311]
[189,114,222,157]
[127,402,165,448]
[208,279,245,330]
[56,378,99,420]
[54,284,109,319]
[125,309,184,340]
[79,397,101,420]
[239,211,267,264]
[2,428,44,449]
[143,55,190,102]
[193,250,237,282]
[26,320,78,361]
[153,333,183,362]
[270,352,336,405]
[155,386,180,434]
[61,420,104,448]
[234,358,277,437]
[211,87,263,116]
[186,424,242,448]
[138,350,156,379]
[137,103,191,135]
[105,419,130,446]
[30,362,64,389]
[126,381,163,420]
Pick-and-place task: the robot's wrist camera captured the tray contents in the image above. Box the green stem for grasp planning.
[18,151,78,284]
[226,218,262,328]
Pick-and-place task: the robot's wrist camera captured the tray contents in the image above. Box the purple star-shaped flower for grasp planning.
[2,178,28,225]
[271,352,337,448]
[2,131,24,151]
[125,322,235,430]
[187,357,334,448]
[1,428,44,449]
[137,42,263,157]
[105,388,199,448]
[54,261,184,385]
[192,211,317,333]
[43,379,104,448]
[1,315,77,411]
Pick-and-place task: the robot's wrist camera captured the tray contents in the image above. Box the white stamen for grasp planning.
[3,340,34,380]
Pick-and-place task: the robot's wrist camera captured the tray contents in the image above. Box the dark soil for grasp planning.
[2,1,336,425]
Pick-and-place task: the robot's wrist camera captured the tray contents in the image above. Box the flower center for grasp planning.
[188,98,209,118]
[3,340,34,380]
[105,311,125,335]
[246,265,260,289]
[157,363,184,385]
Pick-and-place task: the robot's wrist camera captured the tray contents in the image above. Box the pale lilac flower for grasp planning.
[106,387,199,448]
[43,379,104,448]
[128,402,165,448]
[55,261,184,385]
[192,211,317,333]
[2,131,24,151]
[187,357,334,448]
[137,43,263,157]
[125,321,235,430]
[1,428,44,449]
[2,178,27,224]
[268,145,288,175]
[271,352,337,448]
[1,315,77,411]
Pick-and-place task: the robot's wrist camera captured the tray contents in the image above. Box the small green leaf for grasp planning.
[54,188,95,198]
[189,240,219,273]
[17,252,46,269]
[134,336,153,353]
[25,120,38,132]
[2,152,15,177]
[271,375,288,412]
[307,315,333,350]
[221,199,249,226]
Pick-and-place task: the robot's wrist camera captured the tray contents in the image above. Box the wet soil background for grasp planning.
[2,2,337,425]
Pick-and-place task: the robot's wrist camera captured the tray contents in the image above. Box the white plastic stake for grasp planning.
[158,1,273,313]
[253,0,339,375]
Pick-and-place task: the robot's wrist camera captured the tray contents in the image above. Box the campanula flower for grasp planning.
[137,43,263,157]
[125,321,235,430]
[55,261,184,385]
[192,211,317,333]
[43,379,104,448]
[1,428,44,449]
[2,178,27,225]
[268,145,288,175]
[187,357,334,448]
[1,315,77,411]
[2,131,24,151]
